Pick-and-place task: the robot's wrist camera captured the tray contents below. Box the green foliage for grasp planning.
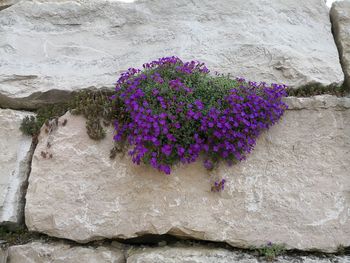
[20,103,69,136]
[287,83,349,97]
[70,90,114,140]
[20,90,114,140]
[0,226,34,246]
[19,79,348,145]
[113,57,287,174]
[256,243,286,261]
[337,244,346,255]
[20,115,41,136]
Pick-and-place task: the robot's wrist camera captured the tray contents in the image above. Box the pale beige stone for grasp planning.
[127,246,259,263]
[0,246,8,263]
[4,242,350,263]
[331,1,350,90]
[0,0,344,107]
[25,96,350,252]
[0,109,33,226]
[0,0,18,11]
[127,246,350,263]
[7,241,125,263]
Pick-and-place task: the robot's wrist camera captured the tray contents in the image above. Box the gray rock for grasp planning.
[127,246,350,263]
[0,0,19,11]
[277,256,350,263]
[0,109,33,227]
[331,1,350,90]
[127,246,260,263]
[0,0,344,108]
[25,95,350,252]
[6,241,125,263]
[0,246,8,263]
[0,89,75,111]
[283,94,350,109]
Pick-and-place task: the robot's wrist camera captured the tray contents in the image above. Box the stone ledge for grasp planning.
[284,95,350,110]
[3,241,125,263]
[127,245,350,263]
[1,242,349,263]
[25,96,350,251]
[0,0,344,101]
[331,1,350,90]
[0,109,34,227]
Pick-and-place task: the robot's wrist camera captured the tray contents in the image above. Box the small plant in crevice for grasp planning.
[337,244,346,255]
[20,57,288,181]
[255,242,286,261]
[70,89,115,140]
[111,56,288,175]
[39,117,68,160]
[20,90,115,141]
[20,115,41,137]
[20,103,68,137]
[0,226,34,246]
[286,83,349,97]
[211,179,226,192]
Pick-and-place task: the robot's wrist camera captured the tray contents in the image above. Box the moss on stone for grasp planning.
[286,83,349,97]
[20,89,115,140]
[19,84,350,140]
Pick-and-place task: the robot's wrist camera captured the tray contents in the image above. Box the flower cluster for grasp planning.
[211,179,226,192]
[112,56,287,174]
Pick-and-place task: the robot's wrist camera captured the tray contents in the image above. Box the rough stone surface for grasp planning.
[0,246,7,263]
[127,246,259,263]
[0,109,33,226]
[2,243,350,263]
[0,0,19,11]
[283,94,350,109]
[0,89,75,111]
[0,0,343,105]
[331,1,350,90]
[6,241,125,263]
[25,95,350,252]
[127,246,350,263]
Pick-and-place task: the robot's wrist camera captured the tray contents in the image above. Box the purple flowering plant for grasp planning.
[111,56,287,175]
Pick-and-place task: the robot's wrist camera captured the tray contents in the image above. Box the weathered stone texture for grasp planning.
[0,246,7,263]
[6,242,125,263]
[3,242,350,263]
[25,95,350,252]
[127,246,259,263]
[0,0,18,11]
[127,246,350,263]
[0,109,33,226]
[0,0,343,106]
[331,1,350,90]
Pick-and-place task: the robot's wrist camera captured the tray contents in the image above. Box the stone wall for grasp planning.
[1,241,350,263]
[0,0,350,262]
[0,0,345,107]
[0,109,33,227]
[331,1,350,89]
[23,96,350,252]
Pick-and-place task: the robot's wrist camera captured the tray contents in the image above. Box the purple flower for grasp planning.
[161,144,172,156]
[159,112,167,119]
[112,56,287,177]
[195,99,204,110]
[187,109,195,118]
[177,146,185,156]
[150,157,158,168]
[204,160,213,170]
[160,164,171,175]
[167,134,176,142]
